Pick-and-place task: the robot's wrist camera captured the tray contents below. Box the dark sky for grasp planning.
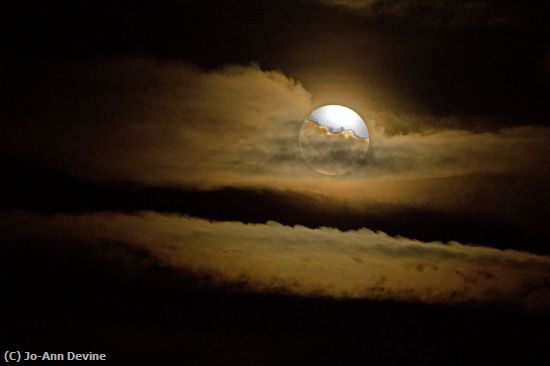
[5,0,549,125]
[2,1,550,364]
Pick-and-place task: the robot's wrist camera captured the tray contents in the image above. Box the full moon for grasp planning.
[299,105,370,175]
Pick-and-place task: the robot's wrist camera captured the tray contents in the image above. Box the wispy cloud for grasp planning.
[3,57,549,235]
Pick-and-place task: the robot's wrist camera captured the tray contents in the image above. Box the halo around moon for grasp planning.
[299,105,369,175]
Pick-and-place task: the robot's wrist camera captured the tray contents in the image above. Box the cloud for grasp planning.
[365,125,550,178]
[3,57,312,185]
[317,0,516,29]
[4,57,549,183]
[3,56,549,233]
[2,211,549,310]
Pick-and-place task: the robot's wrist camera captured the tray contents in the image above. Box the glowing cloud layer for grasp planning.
[3,212,549,310]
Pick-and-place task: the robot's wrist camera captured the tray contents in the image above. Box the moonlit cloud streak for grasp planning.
[3,211,549,309]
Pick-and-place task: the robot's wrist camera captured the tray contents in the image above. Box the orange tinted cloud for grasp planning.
[3,211,549,310]
[3,57,549,225]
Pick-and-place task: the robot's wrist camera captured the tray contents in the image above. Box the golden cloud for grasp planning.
[3,57,549,225]
[3,211,549,310]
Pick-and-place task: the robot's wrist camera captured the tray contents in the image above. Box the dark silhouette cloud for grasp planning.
[318,1,535,29]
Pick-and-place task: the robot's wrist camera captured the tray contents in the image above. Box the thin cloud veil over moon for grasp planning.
[308,105,369,139]
[300,105,370,175]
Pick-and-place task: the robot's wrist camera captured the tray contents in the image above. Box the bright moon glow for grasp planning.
[299,105,370,176]
[307,105,369,140]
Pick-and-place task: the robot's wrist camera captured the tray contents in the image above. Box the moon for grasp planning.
[299,105,370,175]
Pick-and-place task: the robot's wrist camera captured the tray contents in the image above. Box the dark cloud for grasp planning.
[318,1,538,29]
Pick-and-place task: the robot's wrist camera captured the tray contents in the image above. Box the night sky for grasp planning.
[2,1,549,364]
